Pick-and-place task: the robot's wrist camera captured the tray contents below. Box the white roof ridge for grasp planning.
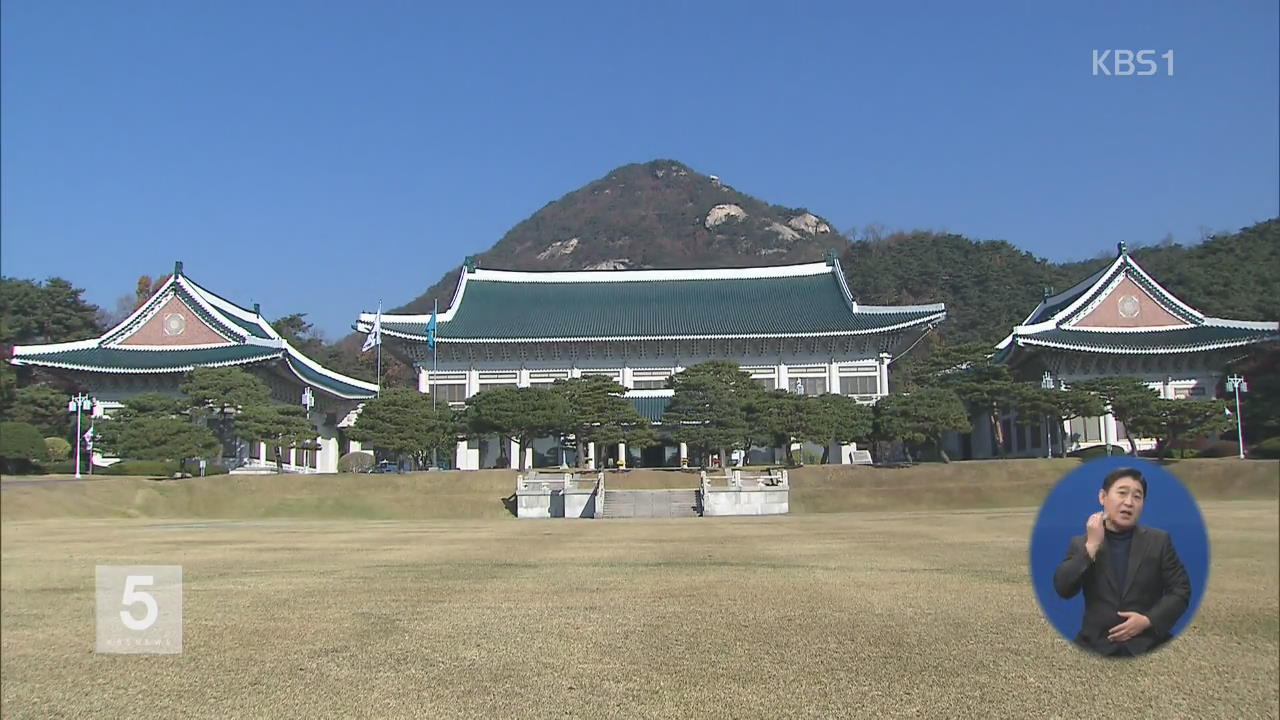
[471,262,833,284]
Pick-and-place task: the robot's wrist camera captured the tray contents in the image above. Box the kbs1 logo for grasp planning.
[1092,49,1174,76]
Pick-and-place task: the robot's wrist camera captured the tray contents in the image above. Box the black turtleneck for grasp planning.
[1105,526,1135,590]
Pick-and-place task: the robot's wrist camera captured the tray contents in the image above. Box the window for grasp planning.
[791,377,827,396]
[431,384,467,403]
[753,377,776,390]
[839,375,879,396]
[631,379,667,390]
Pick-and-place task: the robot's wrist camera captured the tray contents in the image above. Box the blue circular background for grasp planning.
[1029,456,1209,644]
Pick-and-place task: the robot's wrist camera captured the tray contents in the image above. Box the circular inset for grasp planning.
[1118,295,1141,318]
[1028,457,1208,657]
[163,313,187,336]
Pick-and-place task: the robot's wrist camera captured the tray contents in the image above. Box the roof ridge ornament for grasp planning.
[824,249,837,266]
[464,256,477,273]
[174,260,184,277]
[1117,241,1128,256]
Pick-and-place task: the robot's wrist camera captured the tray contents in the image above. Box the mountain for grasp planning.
[842,219,1279,344]
[320,158,1275,383]
[393,160,848,315]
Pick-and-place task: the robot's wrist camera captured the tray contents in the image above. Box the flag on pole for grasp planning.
[83,423,95,451]
[1224,407,1232,416]
[362,302,382,352]
[426,303,437,350]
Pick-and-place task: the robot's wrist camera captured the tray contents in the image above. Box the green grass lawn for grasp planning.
[2,501,1277,719]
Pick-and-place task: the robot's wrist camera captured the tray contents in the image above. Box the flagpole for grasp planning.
[431,298,438,471]
[376,299,382,397]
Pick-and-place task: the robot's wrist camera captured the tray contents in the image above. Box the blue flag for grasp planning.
[426,305,437,350]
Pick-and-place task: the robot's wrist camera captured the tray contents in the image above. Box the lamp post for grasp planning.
[1041,372,1055,459]
[1225,374,1248,459]
[67,393,93,479]
[301,387,315,471]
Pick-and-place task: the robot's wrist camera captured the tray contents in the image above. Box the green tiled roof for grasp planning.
[14,345,282,372]
[627,395,671,423]
[1017,325,1279,354]
[284,356,378,399]
[384,274,943,341]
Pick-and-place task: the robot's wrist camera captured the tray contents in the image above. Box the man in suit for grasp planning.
[1053,467,1192,657]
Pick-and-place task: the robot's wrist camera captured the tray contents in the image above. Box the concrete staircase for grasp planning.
[600,489,700,518]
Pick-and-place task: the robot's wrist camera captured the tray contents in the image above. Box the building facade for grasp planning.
[956,243,1278,458]
[9,262,379,473]
[358,255,947,469]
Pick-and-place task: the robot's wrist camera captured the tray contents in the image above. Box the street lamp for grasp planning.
[1225,374,1248,460]
[300,387,316,471]
[1041,371,1055,459]
[67,393,94,479]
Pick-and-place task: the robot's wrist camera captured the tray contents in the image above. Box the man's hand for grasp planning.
[1107,612,1151,643]
[1084,511,1105,559]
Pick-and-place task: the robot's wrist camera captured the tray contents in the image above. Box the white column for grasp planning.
[418,366,430,394]
[679,442,689,467]
[456,439,477,470]
[878,353,892,397]
[465,367,480,398]
[319,435,340,473]
[586,441,597,470]
[827,360,839,395]
[617,442,627,468]
[776,362,789,391]
[518,367,530,388]
[621,366,633,389]
[1103,414,1118,449]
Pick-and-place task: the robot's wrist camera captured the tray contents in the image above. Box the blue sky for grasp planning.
[2,1,1276,339]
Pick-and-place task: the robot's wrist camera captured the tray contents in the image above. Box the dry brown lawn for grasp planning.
[2,500,1277,719]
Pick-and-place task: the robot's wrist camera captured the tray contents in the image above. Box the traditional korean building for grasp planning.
[8,262,378,473]
[358,254,947,469]
[963,242,1278,458]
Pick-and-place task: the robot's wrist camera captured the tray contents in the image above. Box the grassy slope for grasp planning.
[2,459,1276,520]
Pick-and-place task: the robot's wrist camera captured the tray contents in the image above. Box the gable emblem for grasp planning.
[1118,295,1140,319]
[163,313,188,336]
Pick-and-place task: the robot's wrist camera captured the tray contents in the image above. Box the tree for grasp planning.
[815,393,874,463]
[0,421,49,473]
[552,376,657,467]
[94,394,219,472]
[236,404,317,473]
[348,388,458,469]
[465,386,572,471]
[180,367,273,412]
[1009,384,1106,456]
[0,383,74,437]
[1224,344,1280,447]
[873,388,971,463]
[1072,377,1161,455]
[0,277,101,346]
[272,313,327,358]
[1139,399,1232,458]
[908,343,1019,456]
[664,361,762,467]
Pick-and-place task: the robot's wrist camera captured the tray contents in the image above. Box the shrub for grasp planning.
[44,436,72,462]
[1197,440,1242,458]
[1250,437,1280,459]
[339,451,375,473]
[1,422,50,474]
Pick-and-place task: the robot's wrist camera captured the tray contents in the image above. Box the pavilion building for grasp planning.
[357,254,947,469]
[956,242,1278,458]
[9,262,379,473]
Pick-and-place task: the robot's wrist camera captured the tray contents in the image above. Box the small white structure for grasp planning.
[516,471,603,519]
[700,469,790,516]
